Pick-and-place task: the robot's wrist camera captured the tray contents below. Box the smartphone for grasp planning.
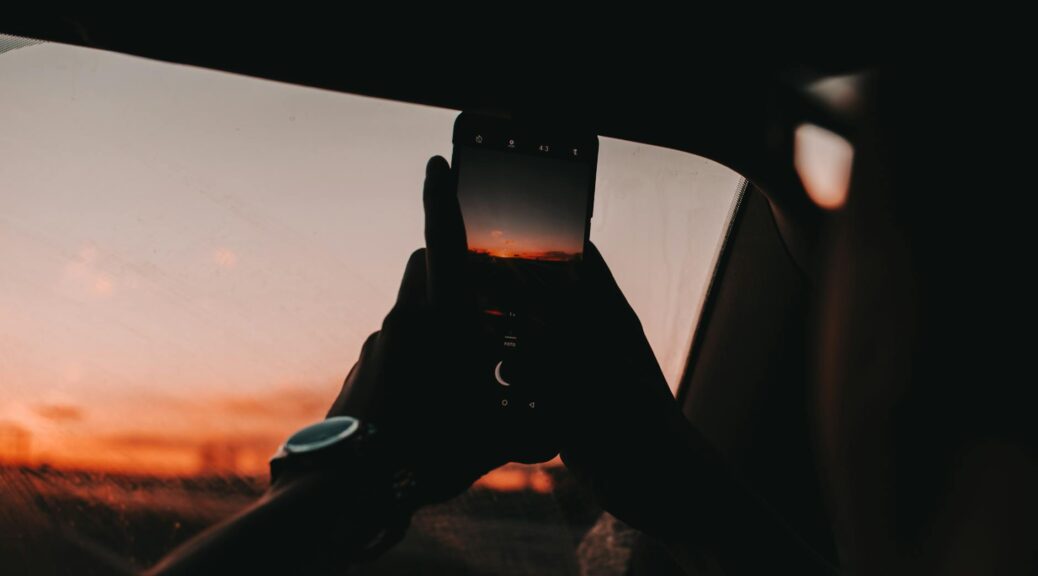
[451,112,598,413]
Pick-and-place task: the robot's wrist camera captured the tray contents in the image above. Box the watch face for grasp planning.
[284,416,359,453]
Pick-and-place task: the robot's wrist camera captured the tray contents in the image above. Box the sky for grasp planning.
[0,39,743,476]
[457,146,589,260]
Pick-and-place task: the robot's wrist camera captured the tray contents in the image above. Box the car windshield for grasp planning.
[0,35,745,575]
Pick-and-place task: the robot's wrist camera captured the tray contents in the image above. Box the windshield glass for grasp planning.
[0,36,744,575]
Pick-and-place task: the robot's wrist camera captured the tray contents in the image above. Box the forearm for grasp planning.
[567,347,838,575]
[147,473,379,575]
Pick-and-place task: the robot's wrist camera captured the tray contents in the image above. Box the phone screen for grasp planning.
[456,145,590,264]
[452,114,597,401]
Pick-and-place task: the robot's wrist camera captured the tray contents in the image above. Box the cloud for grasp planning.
[539,250,579,262]
[140,385,332,422]
[78,245,98,263]
[214,389,327,420]
[102,433,197,450]
[0,420,30,435]
[64,244,117,297]
[213,247,238,268]
[490,230,504,238]
[33,403,85,422]
[93,276,114,295]
[101,431,280,453]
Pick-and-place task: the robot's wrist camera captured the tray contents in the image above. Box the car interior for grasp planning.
[2,16,1034,576]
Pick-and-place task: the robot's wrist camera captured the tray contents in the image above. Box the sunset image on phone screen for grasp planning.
[457,145,590,263]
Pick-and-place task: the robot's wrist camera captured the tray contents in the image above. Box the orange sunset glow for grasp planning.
[467,226,582,261]
[0,40,742,489]
[456,141,589,265]
[470,248,579,262]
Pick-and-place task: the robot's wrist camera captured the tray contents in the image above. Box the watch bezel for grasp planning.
[282,415,360,454]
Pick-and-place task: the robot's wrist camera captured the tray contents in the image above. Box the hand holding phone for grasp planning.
[450,113,598,461]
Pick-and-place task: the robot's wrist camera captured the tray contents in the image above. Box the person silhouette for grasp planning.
[148,156,835,575]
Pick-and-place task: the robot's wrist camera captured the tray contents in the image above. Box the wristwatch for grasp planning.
[269,416,419,556]
[270,416,370,483]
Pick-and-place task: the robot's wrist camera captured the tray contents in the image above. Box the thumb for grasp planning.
[422,156,467,310]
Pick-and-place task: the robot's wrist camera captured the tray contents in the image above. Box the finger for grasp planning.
[326,331,381,418]
[395,248,428,309]
[582,243,621,292]
[579,242,644,336]
[381,249,428,335]
[422,156,467,309]
[582,243,634,311]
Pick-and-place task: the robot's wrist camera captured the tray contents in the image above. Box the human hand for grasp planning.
[325,156,557,506]
[548,244,717,537]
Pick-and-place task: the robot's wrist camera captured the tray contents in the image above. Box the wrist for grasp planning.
[268,417,419,557]
[250,471,375,573]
